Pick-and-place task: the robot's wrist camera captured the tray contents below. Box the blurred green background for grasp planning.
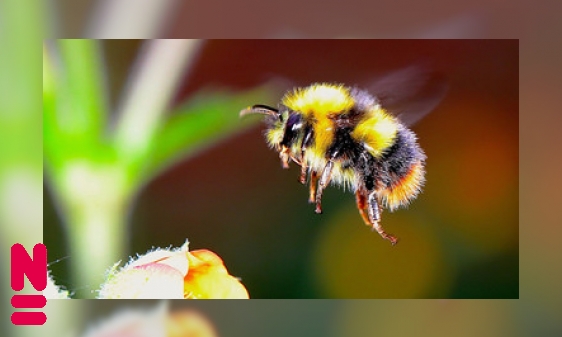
[44,39,517,299]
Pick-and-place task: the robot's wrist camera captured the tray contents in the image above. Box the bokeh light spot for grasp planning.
[313,207,450,298]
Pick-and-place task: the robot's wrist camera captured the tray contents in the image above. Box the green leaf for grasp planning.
[58,39,107,139]
[139,85,276,185]
[44,40,111,178]
[43,45,65,171]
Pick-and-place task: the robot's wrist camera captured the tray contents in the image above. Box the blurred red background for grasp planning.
[45,39,518,299]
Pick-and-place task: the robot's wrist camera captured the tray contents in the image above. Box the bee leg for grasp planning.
[355,189,372,226]
[367,192,398,245]
[298,144,308,184]
[290,155,302,166]
[299,126,314,184]
[308,171,318,203]
[299,159,308,184]
[315,160,334,214]
[280,146,290,169]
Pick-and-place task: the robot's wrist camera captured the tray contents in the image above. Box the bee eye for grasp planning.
[280,113,303,147]
[286,112,303,130]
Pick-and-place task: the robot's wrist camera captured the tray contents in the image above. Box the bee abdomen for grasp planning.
[376,126,426,210]
[381,126,426,182]
[354,126,425,209]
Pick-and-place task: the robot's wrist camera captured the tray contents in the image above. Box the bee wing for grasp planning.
[366,65,448,127]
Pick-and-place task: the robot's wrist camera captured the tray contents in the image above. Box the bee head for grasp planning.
[241,103,308,152]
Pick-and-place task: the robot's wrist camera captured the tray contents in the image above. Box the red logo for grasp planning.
[11,243,48,325]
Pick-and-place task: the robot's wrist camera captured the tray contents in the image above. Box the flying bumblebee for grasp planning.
[240,69,445,245]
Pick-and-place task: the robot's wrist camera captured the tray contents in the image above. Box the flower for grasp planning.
[98,240,249,299]
[80,303,218,337]
[167,309,218,337]
[82,303,168,337]
[44,272,70,299]
[184,249,249,299]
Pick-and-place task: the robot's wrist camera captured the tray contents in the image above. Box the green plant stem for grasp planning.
[56,161,129,298]
[114,39,201,187]
[86,0,178,37]
[65,202,129,299]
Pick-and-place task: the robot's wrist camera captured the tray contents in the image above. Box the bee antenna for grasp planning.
[240,104,280,118]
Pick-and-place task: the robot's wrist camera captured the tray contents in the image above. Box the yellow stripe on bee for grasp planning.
[312,116,335,155]
[282,84,354,118]
[351,107,398,157]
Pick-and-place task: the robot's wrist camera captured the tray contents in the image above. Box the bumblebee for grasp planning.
[241,82,434,245]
